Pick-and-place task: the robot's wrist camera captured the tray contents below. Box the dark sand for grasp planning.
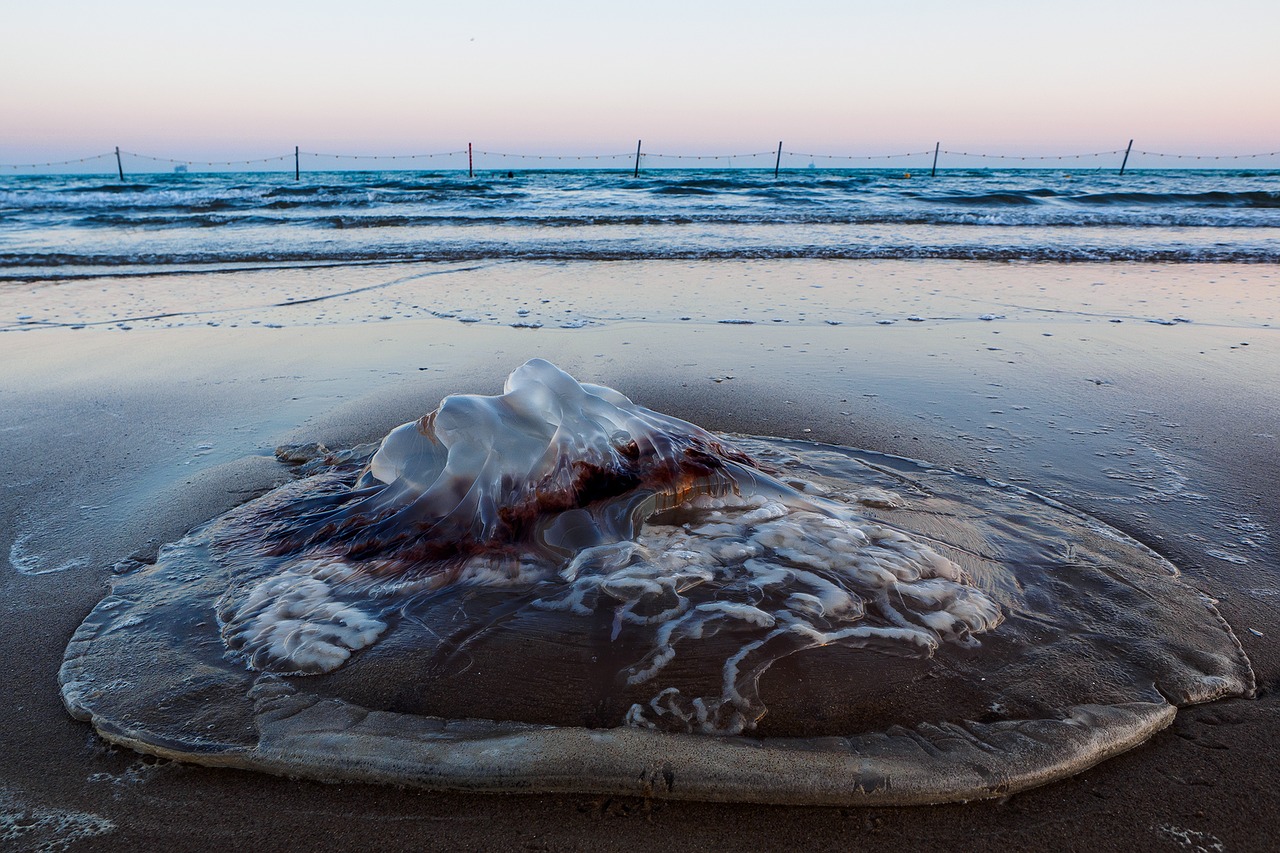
[2,260,1277,851]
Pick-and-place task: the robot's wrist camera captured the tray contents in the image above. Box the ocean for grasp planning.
[1,168,1277,281]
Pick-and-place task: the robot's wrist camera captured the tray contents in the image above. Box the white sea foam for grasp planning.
[8,532,90,575]
[0,788,115,852]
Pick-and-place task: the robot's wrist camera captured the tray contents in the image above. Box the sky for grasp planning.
[2,0,1278,168]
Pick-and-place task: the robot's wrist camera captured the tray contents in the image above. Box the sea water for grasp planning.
[1,169,1277,281]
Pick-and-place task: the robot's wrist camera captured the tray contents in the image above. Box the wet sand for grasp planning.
[2,259,1277,851]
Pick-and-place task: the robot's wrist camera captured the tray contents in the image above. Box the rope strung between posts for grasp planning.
[119,150,293,167]
[303,150,468,160]
[939,150,1124,160]
[2,151,116,169]
[644,151,776,159]
[792,150,935,160]
[474,150,633,160]
[3,145,1279,171]
[1136,149,1280,160]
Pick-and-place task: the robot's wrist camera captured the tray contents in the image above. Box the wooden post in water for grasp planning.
[294,146,300,181]
[634,140,642,177]
[114,146,124,180]
[1119,139,1134,175]
[930,142,940,177]
[774,141,783,178]
[468,143,474,178]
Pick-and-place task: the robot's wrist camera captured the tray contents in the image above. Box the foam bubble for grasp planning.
[0,788,115,852]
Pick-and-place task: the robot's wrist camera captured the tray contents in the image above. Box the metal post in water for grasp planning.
[931,142,940,177]
[634,139,642,177]
[468,143,474,178]
[1119,139,1134,175]
[114,146,124,181]
[774,141,783,178]
[294,146,300,181]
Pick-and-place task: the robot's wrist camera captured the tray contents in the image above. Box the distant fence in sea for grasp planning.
[4,140,1280,178]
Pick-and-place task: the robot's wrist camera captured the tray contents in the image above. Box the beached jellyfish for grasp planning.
[60,359,1254,805]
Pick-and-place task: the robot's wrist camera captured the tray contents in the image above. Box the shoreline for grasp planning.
[2,258,1277,851]
[4,258,1276,333]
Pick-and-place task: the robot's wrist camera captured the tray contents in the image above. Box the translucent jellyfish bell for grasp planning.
[61,360,1254,805]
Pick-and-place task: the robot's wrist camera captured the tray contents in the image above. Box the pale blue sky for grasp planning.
[3,0,1277,165]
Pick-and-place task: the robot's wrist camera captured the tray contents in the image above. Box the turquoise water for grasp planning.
[2,169,1278,279]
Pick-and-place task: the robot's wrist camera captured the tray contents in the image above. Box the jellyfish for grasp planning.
[60,359,1254,805]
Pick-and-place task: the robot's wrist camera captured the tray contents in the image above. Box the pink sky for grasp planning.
[3,0,1277,168]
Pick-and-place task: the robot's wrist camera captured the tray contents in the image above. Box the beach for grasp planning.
[2,257,1277,850]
